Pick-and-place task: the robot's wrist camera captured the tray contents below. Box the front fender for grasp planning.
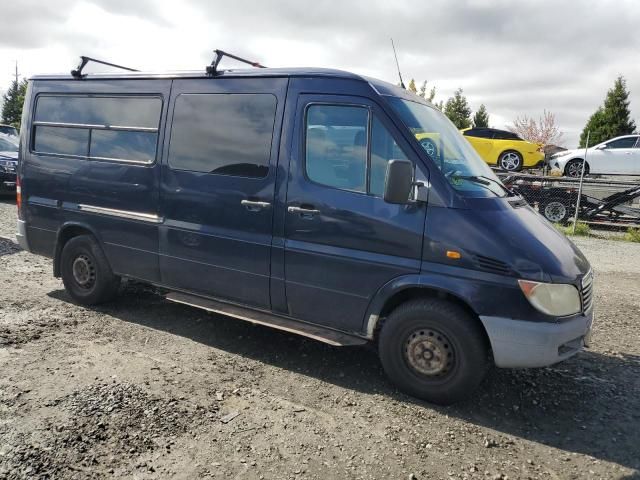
[361,271,482,339]
[361,265,546,338]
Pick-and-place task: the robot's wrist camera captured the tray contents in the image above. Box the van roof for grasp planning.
[31,67,365,82]
[29,67,419,102]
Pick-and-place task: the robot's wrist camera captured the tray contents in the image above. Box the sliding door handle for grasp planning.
[241,200,271,211]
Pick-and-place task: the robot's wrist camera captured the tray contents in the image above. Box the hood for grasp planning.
[424,198,590,283]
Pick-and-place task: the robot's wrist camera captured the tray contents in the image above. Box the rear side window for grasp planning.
[493,130,521,141]
[168,93,277,178]
[32,95,161,163]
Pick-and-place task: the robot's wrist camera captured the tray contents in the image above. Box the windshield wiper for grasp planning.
[453,175,514,196]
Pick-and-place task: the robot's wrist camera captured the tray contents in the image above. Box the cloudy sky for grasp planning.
[1,0,638,147]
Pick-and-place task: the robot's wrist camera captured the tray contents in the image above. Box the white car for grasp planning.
[549,134,640,177]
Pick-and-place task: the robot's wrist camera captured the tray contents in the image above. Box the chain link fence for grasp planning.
[497,171,640,230]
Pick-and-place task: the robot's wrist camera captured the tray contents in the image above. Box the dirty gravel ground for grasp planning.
[0,197,639,480]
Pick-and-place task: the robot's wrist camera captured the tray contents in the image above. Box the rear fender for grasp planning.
[53,221,103,277]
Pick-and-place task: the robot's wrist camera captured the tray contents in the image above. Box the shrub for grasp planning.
[555,222,591,236]
[624,228,640,243]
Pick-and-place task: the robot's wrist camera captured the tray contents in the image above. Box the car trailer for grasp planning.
[499,173,640,227]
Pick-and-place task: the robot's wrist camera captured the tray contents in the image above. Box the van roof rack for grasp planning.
[206,49,266,76]
[71,56,139,79]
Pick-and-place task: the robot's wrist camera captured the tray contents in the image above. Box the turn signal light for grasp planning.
[446,250,461,259]
[16,176,22,220]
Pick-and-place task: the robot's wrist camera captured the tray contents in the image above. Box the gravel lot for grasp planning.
[1,197,639,480]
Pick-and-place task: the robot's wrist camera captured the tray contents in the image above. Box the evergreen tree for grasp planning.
[443,88,472,129]
[579,76,636,147]
[408,78,417,94]
[472,104,490,128]
[1,79,28,128]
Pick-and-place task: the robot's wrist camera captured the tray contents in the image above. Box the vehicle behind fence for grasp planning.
[497,171,640,229]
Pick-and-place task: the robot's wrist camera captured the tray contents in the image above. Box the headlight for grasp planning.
[518,280,581,316]
[551,151,572,159]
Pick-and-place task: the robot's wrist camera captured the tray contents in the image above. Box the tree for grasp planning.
[408,79,417,94]
[407,79,438,104]
[472,104,489,128]
[579,76,636,147]
[1,78,28,128]
[508,110,563,145]
[443,88,472,129]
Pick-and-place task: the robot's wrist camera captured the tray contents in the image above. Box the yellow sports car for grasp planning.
[460,127,544,171]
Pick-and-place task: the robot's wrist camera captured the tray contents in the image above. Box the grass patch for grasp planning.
[624,227,640,243]
[554,222,591,236]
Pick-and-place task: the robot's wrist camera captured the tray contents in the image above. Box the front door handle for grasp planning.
[288,205,321,217]
[241,199,271,211]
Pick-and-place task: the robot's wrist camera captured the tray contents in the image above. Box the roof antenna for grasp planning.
[391,38,406,89]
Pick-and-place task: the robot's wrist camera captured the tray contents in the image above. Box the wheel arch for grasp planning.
[363,275,490,347]
[563,158,589,175]
[497,148,523,161]
[53,222,103,277]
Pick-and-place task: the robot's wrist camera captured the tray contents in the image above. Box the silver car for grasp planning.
[549,135,640,177]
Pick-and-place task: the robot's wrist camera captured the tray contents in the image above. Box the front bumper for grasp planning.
[0,176,16,193]
[480,310,593,368]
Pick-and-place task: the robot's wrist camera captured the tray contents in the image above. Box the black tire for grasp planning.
[539,199,574,224]
[378,298,490,405]
[564,159,588,178]
[60,235,120,305]
[498,150,523,171]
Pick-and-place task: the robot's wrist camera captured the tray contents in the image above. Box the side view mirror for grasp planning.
[595,144,607,150]
[384,159,414,204]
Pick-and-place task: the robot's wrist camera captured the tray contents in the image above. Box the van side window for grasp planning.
[305,105,409,196]
[168,94,277,178]
[32,95,161,164]
[305,105,368,192]
[370,116,409,196]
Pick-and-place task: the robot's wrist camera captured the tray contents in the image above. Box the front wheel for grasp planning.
[60,235,121,305]
[564,159,588,178]
[378,299,490,405]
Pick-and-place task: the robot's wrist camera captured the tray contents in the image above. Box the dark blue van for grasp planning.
[15,57,594,404]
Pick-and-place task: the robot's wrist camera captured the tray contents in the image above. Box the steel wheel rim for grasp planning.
[72,254,96,289]
[544,201,567,222]
[500,152,520,170]
[420,140,437,157]
[404,328,455,377]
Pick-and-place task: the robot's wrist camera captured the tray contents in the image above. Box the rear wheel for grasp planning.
[60,235,120,305]
[498,150,523,171]
[419,138,438,158]
[378,298,490,405]
[539,199,574,224]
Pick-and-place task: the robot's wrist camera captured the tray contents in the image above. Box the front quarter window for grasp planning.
[387,97,507,197]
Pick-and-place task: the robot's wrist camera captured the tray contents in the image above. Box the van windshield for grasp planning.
[387,97,507,198]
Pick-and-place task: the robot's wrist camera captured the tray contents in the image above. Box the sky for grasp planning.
[1,0,638,148]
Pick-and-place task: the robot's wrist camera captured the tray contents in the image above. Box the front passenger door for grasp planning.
[283,95,427,333]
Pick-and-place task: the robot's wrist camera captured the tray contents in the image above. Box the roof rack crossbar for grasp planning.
[206,49,266,76]
[71,56,139,79]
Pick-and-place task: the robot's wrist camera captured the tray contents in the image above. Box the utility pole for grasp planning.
[14,61,20,84]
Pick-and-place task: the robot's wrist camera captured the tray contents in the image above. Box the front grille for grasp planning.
[581,271,594,312]
[474,254,511,275]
